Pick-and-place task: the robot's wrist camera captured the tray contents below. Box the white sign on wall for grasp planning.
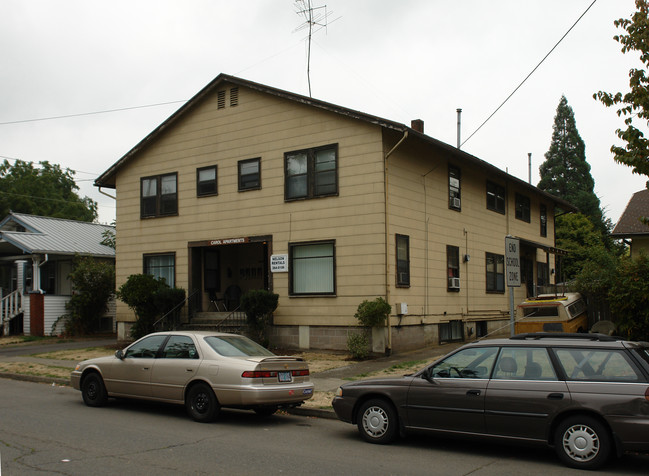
[270,254,288,273]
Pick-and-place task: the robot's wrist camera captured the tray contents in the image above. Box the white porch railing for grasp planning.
[1,290,23,335]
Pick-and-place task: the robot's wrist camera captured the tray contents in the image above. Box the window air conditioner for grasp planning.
[452,197,461,209]
[448,277,461,289]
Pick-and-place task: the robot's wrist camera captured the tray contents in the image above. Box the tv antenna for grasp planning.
[294,0,337,97]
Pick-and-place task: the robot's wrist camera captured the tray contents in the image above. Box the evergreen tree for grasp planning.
[538,96,607,236]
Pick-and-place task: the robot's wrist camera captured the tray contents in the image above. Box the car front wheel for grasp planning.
[356,398,398,444]
[81,372,108,407]
[554,415,612,470]
[186,383,220,423]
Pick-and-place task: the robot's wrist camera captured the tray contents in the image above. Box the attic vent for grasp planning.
[217,90,226,109]
[230,87,239,107]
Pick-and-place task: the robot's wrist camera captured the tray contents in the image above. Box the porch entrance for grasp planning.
[189,236,271,313]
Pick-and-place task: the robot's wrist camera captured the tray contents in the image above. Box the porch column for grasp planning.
[15,260,27,294]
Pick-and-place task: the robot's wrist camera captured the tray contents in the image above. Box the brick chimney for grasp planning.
[411,119,424,133]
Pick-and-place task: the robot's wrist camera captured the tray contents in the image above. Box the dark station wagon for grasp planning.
[332,333,649,470]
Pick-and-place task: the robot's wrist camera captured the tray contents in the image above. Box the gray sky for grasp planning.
[0,0,646,225]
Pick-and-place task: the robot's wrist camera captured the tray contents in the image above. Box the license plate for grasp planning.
[278,371,292,382]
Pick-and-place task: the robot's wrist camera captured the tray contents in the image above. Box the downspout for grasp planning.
[98,187,116,200]
[384,130,409,355]
[33,254,48,294]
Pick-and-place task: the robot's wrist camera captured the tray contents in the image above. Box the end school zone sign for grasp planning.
[505,236,521,287]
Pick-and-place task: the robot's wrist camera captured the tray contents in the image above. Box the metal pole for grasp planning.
[456,109,462,149]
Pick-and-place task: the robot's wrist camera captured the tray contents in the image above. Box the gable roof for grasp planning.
[612,188,649,237]
[94,73,576,212]
[0,212,115,257]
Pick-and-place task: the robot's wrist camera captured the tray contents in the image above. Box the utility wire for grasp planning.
[461,0,598,147]
[0,100,187,126]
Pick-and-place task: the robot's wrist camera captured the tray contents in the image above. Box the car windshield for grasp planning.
[204,335,275,357]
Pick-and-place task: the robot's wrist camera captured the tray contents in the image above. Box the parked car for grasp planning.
[71,331,314,422]
[332,333,649,470]
[515,292,588,334]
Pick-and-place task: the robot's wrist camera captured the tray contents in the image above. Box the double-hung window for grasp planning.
[144,253,176,287]
[448,166,461,210]
[486,252,504,293]
[197,166,218,197]
[289,241,335,295]
[141,173,177,218]
[285,144,338,200]
[486,181,505,214]
[515,193,531,222]
[540,204,548,237]
[238,158,261,191]
[447,245,460,292]
[396,234,410,287]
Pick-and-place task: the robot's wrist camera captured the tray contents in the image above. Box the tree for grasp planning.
[538,96,607,235]
[60,257,115,335]
[595,0,649,206]
[608,253,649,340]
[0,159,97,222]
[555,213,608,281]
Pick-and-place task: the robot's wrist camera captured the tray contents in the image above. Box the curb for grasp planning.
[0,372,68,386]
[286,406,337,420]
[0,371,338,420]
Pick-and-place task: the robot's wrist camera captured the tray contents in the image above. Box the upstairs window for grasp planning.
[238,158,261,191]
[486,181,505,214]
[448,166,461,210]
[285,144,338,201]
[197,166,218,197]
[141,173,177,218]
[396,234,410,287]
[515,193,531,222]
[540,204,548,237]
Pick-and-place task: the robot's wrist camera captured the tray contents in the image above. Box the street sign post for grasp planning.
[505,236,520,336]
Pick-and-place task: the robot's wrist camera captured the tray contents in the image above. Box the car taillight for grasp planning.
[292,369,309,377]
[645,388,649,402]
[242,371,277,378]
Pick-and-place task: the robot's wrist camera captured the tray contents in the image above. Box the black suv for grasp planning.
[332,333,649,470]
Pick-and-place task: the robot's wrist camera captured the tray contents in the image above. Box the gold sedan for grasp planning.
[71,331,313,422]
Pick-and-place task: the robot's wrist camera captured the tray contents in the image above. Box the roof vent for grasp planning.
[411,119,424,133]
[217,90,226,109]
[230,87,239,107]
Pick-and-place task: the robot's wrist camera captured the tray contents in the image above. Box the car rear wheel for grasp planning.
[81,372,108,407]
[186,383,220,423]
[356,399,398,444]
[554,415,611,470]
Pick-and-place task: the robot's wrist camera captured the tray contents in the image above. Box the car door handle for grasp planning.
[186,368,194,372]
[548,393,564,400]
[466,390,481,397]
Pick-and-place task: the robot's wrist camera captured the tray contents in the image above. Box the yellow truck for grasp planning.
[515,293,588,334]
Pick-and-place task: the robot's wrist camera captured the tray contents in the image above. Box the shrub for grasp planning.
[347,331,370,360]
[240,289,279,346]
[608,253,649,341]
[59,256,115,336]
[354,297,391,328]
[117,274,185,340]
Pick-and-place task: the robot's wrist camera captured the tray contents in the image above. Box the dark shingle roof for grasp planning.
[612,189,649,237]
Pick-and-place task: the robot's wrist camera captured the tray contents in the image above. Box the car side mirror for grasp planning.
[422,367,435,383]
[115,349,125,360]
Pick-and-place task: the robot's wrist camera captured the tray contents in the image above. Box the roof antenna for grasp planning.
[294,1,337,97]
